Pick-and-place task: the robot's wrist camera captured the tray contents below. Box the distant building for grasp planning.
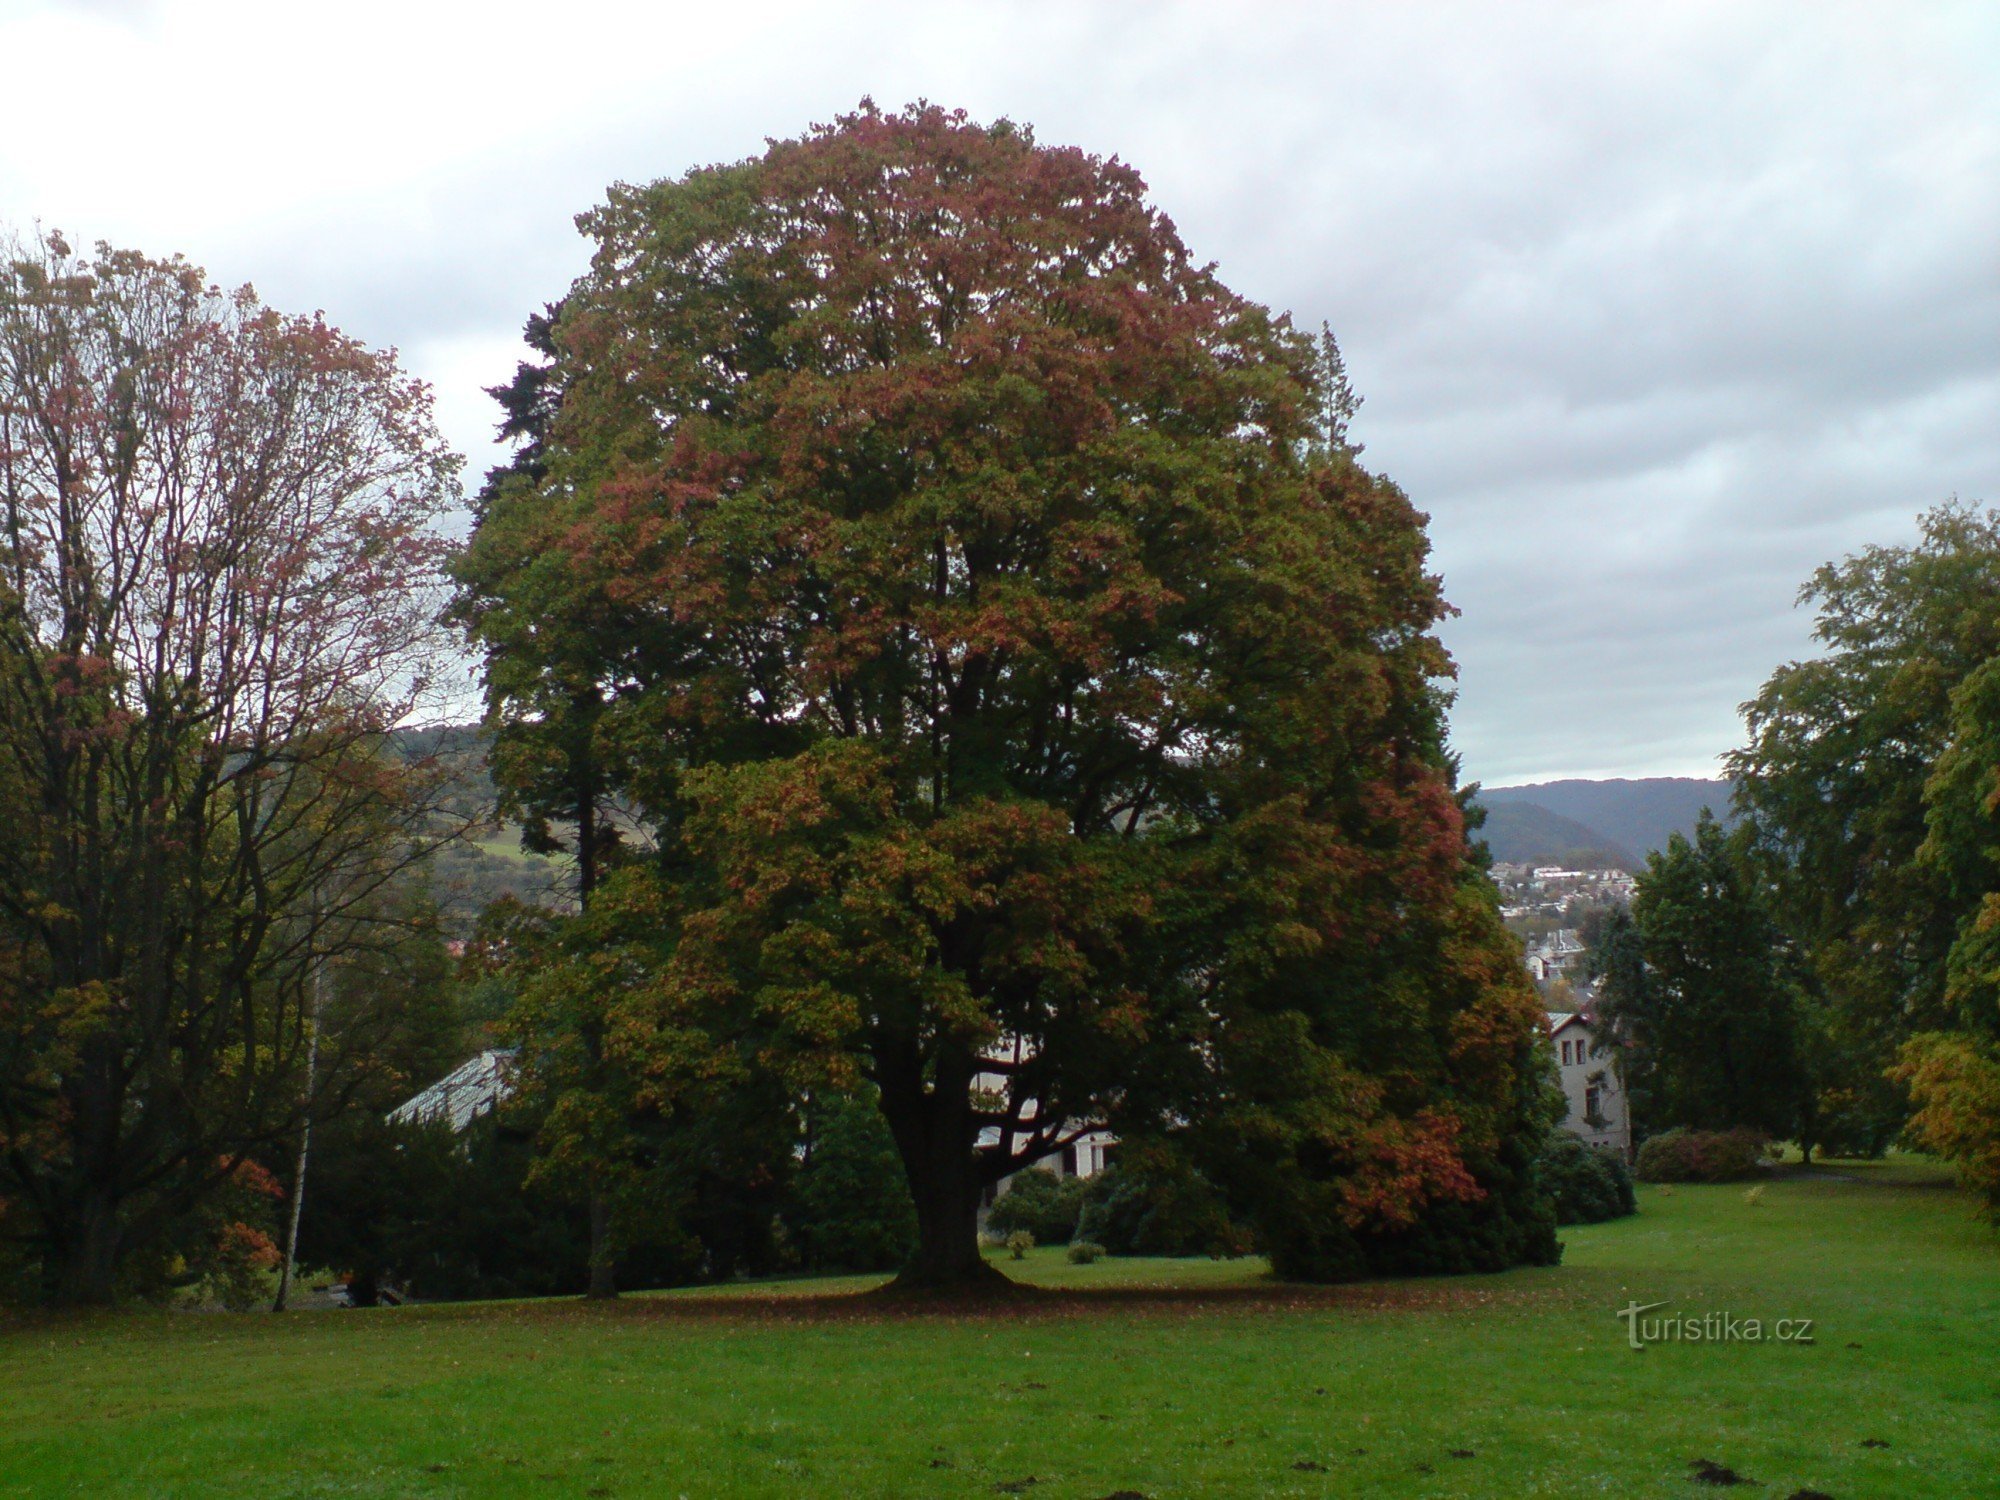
[1524,928,1587,984]
[1545,1011,1630,1157]
[387,1049,514,1132]
[973,1037,1118,1212]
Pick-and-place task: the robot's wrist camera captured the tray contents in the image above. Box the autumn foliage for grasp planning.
[0,230,460,1304]
[1894,1034,2000,1215]
[459,104,1557,1286]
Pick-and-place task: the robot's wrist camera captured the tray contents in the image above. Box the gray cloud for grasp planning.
[2,0,1994,784]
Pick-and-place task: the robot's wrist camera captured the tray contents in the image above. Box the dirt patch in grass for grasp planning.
[1689,1457,1759,1485]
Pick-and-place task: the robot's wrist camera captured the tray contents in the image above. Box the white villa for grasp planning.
[973,1038,1118,1209]
[1545,1011,1630,1157]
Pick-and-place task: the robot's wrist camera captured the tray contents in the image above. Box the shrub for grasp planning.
[1005,1230,1034,1260]
[1535,1135,1637,1225]
[1634,1127,1769,1183]
[1295,1127,1561,1280]
[1892,1032,2000,1217]
[985,1168,1085,1244]
[784,1092,918,1273]
[1067,1241,1104,1264]
[1076,1163,1251,1258]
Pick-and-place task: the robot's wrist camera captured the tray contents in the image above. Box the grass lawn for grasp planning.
[3,1161,1996,1498]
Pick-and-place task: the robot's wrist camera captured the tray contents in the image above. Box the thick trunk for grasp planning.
[879,1053,1009,1293]
[896,1153,1005,1290]
[51,1190,122,1307]
[585,1193,618,1300]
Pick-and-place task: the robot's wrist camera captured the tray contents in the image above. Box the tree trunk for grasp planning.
[275,958,325,1313]
[895,1150,1005,1290]
[585,1194,618,1300]
[879,1053,1010,1293]
[53,1190,122,1307]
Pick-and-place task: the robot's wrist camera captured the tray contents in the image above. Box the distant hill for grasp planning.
[1471,800,1637,869]
[1471,777,1733,866]
[388,724,572,928]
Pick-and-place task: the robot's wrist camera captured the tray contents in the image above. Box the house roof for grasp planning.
[387,1049,515,1133]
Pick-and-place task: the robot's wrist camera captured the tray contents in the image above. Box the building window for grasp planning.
[1560,1040,1572,1065]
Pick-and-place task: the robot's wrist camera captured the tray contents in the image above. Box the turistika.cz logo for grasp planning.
[1616,1300,1816,1350]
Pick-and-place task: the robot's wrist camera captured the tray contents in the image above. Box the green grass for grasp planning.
[3,1161,1996,1498]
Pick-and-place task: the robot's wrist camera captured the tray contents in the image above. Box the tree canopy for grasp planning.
[456,103,1556,1288]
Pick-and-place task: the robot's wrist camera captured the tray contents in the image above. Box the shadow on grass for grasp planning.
[472,1270,1585,1326]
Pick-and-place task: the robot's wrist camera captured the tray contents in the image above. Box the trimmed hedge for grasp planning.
[1537,1135,1637,1224]
[1634,1127,1770,1183]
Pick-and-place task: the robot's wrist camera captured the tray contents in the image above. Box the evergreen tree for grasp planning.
[1598,815,1807,1143]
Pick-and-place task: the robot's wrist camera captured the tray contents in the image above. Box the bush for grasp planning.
[1635,1127,1769,1183]
[784,1093,918,1273]
[1005,1230,1034,1260]
[1067,1241,1105,1264]
[985,1168,1085,1244]
[1076,1163,1250,1258]
[1288,1129,1560,1280]
[1536,1135,1637,1225]
[1893,1032,2000,1217]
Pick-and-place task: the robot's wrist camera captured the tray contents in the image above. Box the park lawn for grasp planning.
[2,1163,1996,1499]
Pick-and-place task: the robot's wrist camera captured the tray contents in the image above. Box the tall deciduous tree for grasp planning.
[457,104,1555,1289]
[0,231,459,1303]
[1731,501,2000,1155]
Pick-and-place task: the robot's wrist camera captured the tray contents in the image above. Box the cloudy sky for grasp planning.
[3,1,1994,785]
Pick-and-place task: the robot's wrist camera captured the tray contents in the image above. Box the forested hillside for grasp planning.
[1471,777,1732,866]
[1472,801,1636,868]
[390,725,571,925]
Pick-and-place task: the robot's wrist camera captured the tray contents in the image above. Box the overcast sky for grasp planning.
[3,1,1994,785]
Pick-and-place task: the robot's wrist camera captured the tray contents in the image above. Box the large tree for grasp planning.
[457,104,1555,1289]
[1730,501,2000,1155]
[0,231,459,1303]
[1592,814,1808,1143]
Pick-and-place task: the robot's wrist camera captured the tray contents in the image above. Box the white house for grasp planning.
[972,1037,1118,1211]
[1524,928,1587,984]
[1544,1011,1630,1157]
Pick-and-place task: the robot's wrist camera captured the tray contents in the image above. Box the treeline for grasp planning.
[1589,502,2000,1211]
